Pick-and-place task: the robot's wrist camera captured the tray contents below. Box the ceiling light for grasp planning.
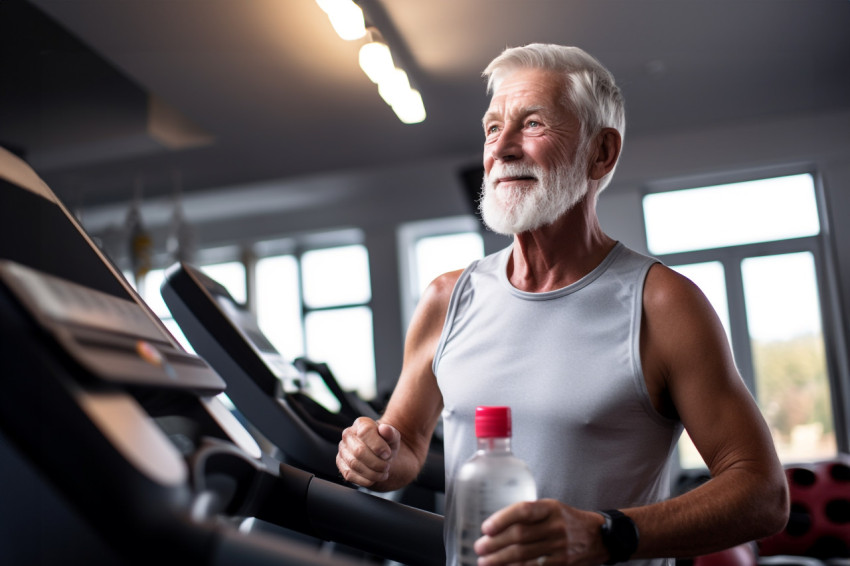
[358,40,394,84]
[377,69,425,125]
[317,3,426,124]
[316,0,365,41]
[391,89,426,125]
[377,68,411,106]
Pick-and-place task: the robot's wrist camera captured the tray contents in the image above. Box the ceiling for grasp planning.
[3,0,849,211]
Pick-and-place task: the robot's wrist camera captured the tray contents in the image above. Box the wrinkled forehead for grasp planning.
[484,68,570,120]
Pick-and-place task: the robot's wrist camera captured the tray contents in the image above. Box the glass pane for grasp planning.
[742,252,835,461]
[302,245,371,308]
[644,174,819,254]
[202,261,247,304]
[305,307,376,400]
[414,232,484,297]
[256,255,305,359]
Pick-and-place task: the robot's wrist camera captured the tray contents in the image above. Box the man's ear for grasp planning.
[589,128,622,181]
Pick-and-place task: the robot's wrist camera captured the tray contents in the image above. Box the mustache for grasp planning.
[485,162,543,183]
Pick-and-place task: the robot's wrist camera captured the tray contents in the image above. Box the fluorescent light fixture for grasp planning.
[317,0,365,41]
[378,69,426,124]
[318,2,426,124]
[391,89,426,124]
[359,41,394,84]
[377,68,411,106]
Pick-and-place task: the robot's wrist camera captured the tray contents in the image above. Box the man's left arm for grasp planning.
[622,264,789,557]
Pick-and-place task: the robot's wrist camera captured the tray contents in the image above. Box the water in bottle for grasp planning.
[455,406,537,566]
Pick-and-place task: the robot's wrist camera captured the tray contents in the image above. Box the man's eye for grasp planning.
[527,120,540,128]
[486,125,500,135]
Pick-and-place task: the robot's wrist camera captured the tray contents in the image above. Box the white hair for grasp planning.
[483,44,626,192]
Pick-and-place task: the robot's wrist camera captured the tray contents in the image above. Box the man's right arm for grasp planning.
[336,269,462,492]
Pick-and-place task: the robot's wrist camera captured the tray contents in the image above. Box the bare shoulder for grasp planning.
[643,263,710,312]
[403,269,464,354]
[642,263,725,341]
[415,269,464,323]
[423,269,464,301]
[640,263,733,394]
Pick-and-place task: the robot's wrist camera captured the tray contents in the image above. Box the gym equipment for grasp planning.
[759,459,850,559]
[0,147,444,566]
[161,261,446,491]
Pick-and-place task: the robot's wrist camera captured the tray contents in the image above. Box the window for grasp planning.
[256,242,376,400]
[742,252,832,461]
[124,234,374,409]
[301,245,375,400]
[256,254,303,361]
[643,174,821,254]
[643,173,836,467]
[129,231,377,404]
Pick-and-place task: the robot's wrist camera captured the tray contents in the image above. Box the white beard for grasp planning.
[479,147,590,236]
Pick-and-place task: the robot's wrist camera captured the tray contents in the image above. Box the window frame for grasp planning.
[130,226,380,400]
[252,230,377,398]
[642,169,850,459]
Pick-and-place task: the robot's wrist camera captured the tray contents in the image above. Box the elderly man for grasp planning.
[336,44,788,566]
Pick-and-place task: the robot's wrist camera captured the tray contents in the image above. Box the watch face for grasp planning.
[600,510,639,565]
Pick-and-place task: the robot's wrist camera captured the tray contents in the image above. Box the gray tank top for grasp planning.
[433,242,682,566]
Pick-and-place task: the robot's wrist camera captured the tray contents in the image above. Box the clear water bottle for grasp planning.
[455,406,537,566]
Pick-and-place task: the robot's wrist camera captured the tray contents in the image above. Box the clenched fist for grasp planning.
[336,417,401,488]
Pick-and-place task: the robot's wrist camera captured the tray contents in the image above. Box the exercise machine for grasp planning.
[161,262,446,492]
[0,147,443,566]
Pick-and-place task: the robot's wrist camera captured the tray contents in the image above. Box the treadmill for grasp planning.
[161,261,446,493]
[0,147,444,566]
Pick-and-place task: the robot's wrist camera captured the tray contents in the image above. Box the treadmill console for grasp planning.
[0,259,226,394]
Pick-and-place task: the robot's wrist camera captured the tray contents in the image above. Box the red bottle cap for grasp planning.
[475,406,512,438]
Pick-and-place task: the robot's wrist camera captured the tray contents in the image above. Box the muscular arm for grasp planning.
[336,270,460,492]
[627,263,789,556]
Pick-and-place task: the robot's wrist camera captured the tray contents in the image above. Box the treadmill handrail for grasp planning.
[256,462,445,566]
[190,442,446,566]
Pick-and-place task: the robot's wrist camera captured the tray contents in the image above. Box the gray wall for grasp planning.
[82,108,850,397]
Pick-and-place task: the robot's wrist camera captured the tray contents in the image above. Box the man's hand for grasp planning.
[336,416,401,488]
[473,499,608,566]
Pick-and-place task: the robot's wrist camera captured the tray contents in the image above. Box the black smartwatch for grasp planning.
[598,509,639,565]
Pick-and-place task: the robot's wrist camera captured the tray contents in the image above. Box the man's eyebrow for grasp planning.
[482,110,499,128]
[522,104,546,115]
[482,104,547,127]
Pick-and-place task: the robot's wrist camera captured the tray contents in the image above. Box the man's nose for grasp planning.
[490,127,523,162]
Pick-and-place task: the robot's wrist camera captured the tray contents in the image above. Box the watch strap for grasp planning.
[599,509,639,565]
